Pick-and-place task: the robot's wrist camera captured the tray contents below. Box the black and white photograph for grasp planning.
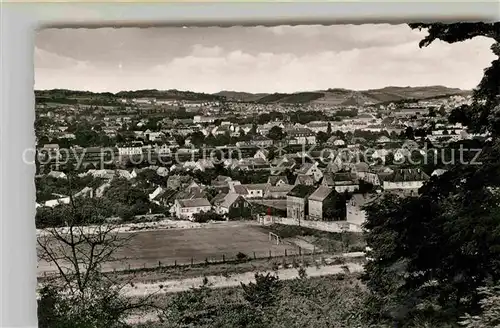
[33,22,500,328]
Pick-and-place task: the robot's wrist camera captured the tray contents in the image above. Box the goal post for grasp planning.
[269,232,281,245]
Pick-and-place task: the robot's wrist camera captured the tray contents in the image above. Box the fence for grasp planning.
[259,215,362,233]
[38,246,325,279]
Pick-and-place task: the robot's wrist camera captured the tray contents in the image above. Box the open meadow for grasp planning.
[37,223,299,275]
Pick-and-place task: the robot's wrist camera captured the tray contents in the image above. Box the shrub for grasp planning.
[236,252,249,262]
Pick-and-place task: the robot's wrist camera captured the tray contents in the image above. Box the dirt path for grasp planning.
[122,262,363,297]
[124,262,364,324]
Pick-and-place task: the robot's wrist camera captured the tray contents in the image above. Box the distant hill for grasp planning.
[214,91,267,102]
[256,92,325,104]
[214,86,470,105]
[35,89,222,103]
[35,86,471,106]
[115,89,222,101]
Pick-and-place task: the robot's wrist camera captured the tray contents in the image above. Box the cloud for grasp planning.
[34,25,496,93]
[191,45,223,57]
[148,36,495,93]
[34,47,89,70]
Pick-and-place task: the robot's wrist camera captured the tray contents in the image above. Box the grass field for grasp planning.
[38,224,298,275]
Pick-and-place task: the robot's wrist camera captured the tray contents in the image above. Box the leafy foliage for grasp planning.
[459,285,500,328]
[267,126,285,141]
[409,23,500,136]
[241,272,282,308]
[191,211,226,223]
[361,22,500,326]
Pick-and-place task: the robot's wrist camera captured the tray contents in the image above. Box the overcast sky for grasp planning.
[35,24,495,93]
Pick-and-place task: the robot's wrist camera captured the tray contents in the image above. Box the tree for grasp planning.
[327,122,332,135]
[362,23,500,326]
[37,178,162,328]
[404,126,415,140]
[189,131,206,147]
[174,135,186,147]
[409,23,500,136]
[241,272,282,309]
[459,285,500,328]
[250,123,258,136]
[267,126,285,141]
[191,211,226,223]
[316,131,329,144]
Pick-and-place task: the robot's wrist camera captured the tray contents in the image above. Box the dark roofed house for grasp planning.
[295,162,323,181]
[232,184,249,197]
[270,159,296,175]
[167,174,193,190]
[265,184,294,199]
[250,158,271,170]
[212,175,232,190]
[286,185,317,220]
[308,186,346,221]
[211,192,227,206]
[251,135,273,148]
[322,172,359,193]
[174,187,206,201]
[267,175,289,186]
[295,174,315,186]
[214,192,252,220]
[254,149,270,161]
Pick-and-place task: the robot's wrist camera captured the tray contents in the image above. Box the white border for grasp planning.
[1,2,499,327]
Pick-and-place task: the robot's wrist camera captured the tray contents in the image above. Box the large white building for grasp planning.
[382,168,430,195]
[174,198,212,221]
[117,146,143,156]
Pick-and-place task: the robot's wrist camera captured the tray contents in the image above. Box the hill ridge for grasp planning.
[35,86,471,106]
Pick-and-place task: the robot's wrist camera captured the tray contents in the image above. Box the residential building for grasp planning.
[286,128,317,145]
[431,169,447,177]
[213,193,252,220]
[308,186,345,221]
[360,172,381,186]
[376,136,391,144]
[251,136,274,148]
[381,168,430,196]
[167,174,193,190]
[286,185,317,221]
[267,175,289,186]
[322,172,359,193]
[295,162,323,182]
[254,149,270,161]
[346,193,380,226]
[241,184,269,199]
[118,146,143,156]
[149,186,166,203]
[264,184,294,199]
[333,139,346,147]
[193,115,216,124]
[174,198,212,220]
[294,174,315,186]
[47,171,67,179]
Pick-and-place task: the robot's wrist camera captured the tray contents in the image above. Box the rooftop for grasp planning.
[287,184,317,199]
[177,198,211,208]
[384,168,430,183]
[308,186,335,202]
[220,192,242,208]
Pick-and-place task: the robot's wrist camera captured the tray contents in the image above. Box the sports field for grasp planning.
[38,223,298,275]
